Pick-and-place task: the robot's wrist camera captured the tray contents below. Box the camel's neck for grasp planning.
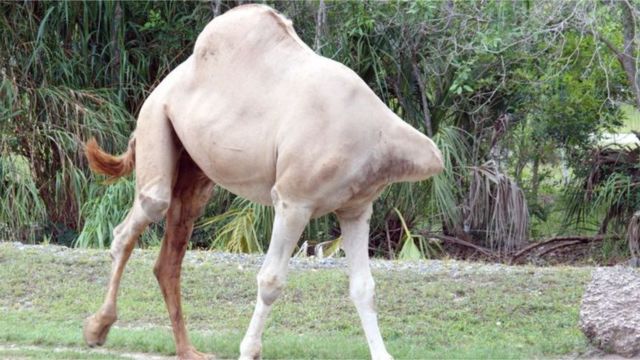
[380,120,444,184]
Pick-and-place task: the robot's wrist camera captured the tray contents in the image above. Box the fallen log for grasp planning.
[421,232,495,258]
[511,235,611,263]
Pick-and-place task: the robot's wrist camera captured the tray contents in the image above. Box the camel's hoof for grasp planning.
[177,347,215,360]
[372,353,394,360]
[239,348,260,359]
[83,314,115,347]
[239,338,261,360]
[238,350,260,360]
[238,356,260,360]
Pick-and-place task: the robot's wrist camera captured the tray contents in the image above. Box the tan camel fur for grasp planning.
[83,4,443,360]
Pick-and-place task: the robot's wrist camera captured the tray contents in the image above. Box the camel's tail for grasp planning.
[85,136,136,181]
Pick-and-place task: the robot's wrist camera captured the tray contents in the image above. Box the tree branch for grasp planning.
[421,232,495,258]
[511,235,612,263]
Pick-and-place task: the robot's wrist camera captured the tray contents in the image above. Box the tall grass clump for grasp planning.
[0,1,212,245]
[0,154,47,243]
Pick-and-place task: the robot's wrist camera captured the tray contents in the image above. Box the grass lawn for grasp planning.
[0,243,592,359]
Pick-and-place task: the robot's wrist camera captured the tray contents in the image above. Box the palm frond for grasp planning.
[467,161,529,253]
[197,197,265,253]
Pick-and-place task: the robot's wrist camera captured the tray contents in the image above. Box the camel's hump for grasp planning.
[192,5,311,67]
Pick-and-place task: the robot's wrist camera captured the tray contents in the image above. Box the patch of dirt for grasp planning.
[567,347,631,360]
[0,343,174,360]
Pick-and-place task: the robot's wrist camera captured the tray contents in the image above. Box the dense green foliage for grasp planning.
[1,1,638,260]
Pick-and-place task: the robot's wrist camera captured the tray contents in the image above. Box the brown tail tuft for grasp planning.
[85,137,136,182]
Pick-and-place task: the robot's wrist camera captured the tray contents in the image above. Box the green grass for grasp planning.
[0,243,592,359]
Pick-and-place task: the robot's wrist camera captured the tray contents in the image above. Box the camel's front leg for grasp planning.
[154,158,214,360]
[239,191,311,360]
[338,204,393,360]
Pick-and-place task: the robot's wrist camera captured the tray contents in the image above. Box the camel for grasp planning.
[82,4,443,360]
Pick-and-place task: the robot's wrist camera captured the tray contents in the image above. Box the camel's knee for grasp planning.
[152,260,178,286]
[139,183,171,222]
[350,273,376,306]
[257,271,285,306]
[152,264,176,294]
[111,193,164,261]
[152,262,165,281]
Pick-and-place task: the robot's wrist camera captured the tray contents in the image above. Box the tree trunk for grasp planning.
[110,1,123,87]
[314,0,326,53]
[530,155,540,202]
[620,0,640,109]
[588,1,640,108]
[412,61,433,137]
[599,207,615,235]
[596,1,640,108]
[211,0,222,17]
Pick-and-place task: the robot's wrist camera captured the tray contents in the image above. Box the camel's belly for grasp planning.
[211,180,274,206]
[172,119,277,206]
[200,153,275,206]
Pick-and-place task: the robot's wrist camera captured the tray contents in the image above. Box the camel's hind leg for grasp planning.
[84,100,179,347]
[153,154,214,360]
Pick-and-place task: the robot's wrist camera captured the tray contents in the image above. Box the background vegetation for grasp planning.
[1,0,638,262]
